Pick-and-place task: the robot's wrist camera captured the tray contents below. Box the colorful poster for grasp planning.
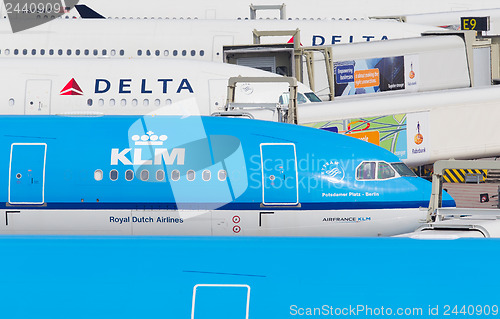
[308,114,408,160]
[334,56,406,97]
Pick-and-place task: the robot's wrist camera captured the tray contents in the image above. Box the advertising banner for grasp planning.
[334,56,412,97]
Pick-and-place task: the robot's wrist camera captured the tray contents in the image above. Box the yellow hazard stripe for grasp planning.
[443,169,487,183]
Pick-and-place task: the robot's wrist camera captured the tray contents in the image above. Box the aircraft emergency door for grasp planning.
[260,143,299,205]
[9,143,47,205]
[25,80,51,115]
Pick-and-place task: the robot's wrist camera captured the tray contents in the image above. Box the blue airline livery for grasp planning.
[0,236,499,319]
[0,115,454,236]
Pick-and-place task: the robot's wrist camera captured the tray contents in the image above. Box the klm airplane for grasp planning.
[0,115,454,236]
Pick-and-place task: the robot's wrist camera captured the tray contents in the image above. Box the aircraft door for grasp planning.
[25,80,51,114]
[9,143,47,205]
[212,35,233,62]
[208,79,227,114]
[260,143,299,205]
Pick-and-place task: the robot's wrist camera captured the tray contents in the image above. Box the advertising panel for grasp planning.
[334,55,420,97]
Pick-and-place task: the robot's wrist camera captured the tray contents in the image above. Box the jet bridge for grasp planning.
[211,76,298,124]
[224,28,500,101]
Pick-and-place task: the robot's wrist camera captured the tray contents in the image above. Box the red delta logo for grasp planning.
[60,78,83,96]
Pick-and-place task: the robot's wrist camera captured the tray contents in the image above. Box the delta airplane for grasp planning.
[0,115,454,236]
[16,0,500,20]
[0,58,320,116]
[0,18,441,62]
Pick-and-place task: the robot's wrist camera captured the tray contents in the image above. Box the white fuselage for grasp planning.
[0,208,427,237]
[0,58,316,117]
[54,1,500,20]
[0,18,440,62]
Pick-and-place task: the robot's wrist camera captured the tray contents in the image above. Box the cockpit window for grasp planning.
[304,92,322,102]
[357,161,403,180]
[357,162,376,180]
[377,162,396,179]
[391,162,416,177]
[279,92,318,105]
[298,93,308,104]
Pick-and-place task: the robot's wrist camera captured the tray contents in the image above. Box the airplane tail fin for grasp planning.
[75,4,105,19]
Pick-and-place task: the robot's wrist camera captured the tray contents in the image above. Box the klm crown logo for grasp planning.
[131,131,168,146]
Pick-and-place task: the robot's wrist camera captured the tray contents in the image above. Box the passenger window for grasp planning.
[87,99,93,106]
[191,50,196,56]
[98,99,104,106]
[102,49,107,55]
[187,170,195,181]
[146,50,151,56]
[14,49,18,55]
[377,162,395,179]
[202,170,211,181]
[132,99,138,106]
[93,49,98,56]
[164,50,169,56]
[137,49,142,56]
[58,49,62,55]
[181,50,186,56]
[140,170,149,181]
[5,49,10,55]
[110,49,116,56]
[67,49,71,55]
[357,162,376,180]
[22,49,27,55]
[109,99,116,106]
[94,169,103,181]
[84,49,89,56]
[171,169,180,181]
[218,170,227,181]
[200,50,204,56]
[156,170,165,181]
[75,49,80,56]
[110,169,118,181]
[143,99,149,106]
[40,49,45,55]
[121,99,127,106]
[9,98,14,106]
[119,49,124,56]
[49,49,54,55]
[154,99,161,106]
[125,170,134,181]
[155,50,160,56]
[166,99,172,105]
[173,50,178,56]
[31,49,36,55]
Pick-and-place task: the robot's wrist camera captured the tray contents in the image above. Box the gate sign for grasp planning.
[461,17,490,31]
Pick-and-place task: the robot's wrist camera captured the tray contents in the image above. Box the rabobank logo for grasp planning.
[409,62,416,80]
[60,78,83,96]
[111,132,185,166]
[414,121,423,145]
[321,161,345,183]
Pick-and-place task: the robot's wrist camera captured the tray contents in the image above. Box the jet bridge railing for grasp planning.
[428,159,500,222]
[249,3,286,20]
[252,29,302,83]
[225,76,298,124]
